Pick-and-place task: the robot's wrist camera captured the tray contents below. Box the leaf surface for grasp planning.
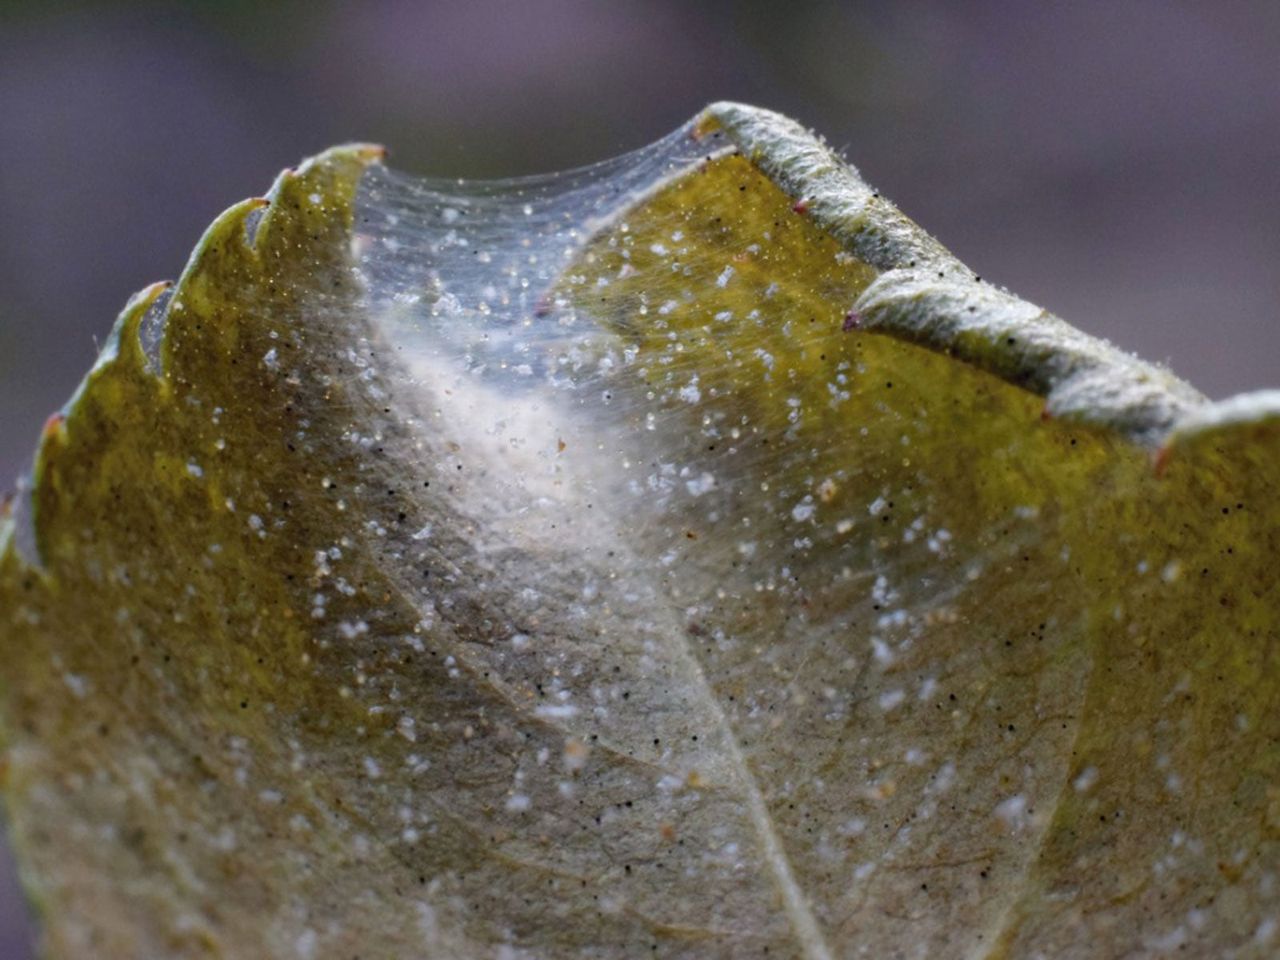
[2,104,1279,959]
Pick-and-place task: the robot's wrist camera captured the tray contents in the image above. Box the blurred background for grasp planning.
[0,0,1277,953]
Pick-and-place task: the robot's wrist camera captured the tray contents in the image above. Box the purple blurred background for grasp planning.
[0,1,1277,953]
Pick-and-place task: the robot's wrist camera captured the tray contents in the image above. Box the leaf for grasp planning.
[2,103,1279,958]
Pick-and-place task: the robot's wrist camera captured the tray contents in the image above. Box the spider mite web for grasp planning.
[333,111,1109,958]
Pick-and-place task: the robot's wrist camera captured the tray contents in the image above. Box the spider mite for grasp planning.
[842,309,862,332]
[689,118,722,143]
[41,412,66,441]
[792,198,811,215]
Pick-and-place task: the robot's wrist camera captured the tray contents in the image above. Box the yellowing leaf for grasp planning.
[2,103,1278,958]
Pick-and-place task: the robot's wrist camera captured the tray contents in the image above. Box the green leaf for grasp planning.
[2,103,1278,958]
